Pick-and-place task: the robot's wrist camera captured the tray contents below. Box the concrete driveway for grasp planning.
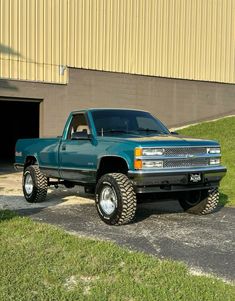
[0,166,234,282]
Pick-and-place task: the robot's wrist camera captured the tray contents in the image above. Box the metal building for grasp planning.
[0,0,235,161]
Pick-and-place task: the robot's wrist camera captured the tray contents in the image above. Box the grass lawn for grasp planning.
[178,116,235,207]
[0,210,234,301]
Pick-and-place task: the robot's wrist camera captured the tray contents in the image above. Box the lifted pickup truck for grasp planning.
[15,108,226,225]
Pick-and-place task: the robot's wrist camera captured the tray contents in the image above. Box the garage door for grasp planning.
[0,98,40,163]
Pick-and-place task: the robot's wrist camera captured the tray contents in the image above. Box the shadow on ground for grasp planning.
[0,186,229,224]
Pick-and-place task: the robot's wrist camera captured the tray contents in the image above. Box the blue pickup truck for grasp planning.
[15,108,226,225]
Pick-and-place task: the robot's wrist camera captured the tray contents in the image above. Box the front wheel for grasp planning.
[179,188,219,214]
[95,173,137,225]
[23,165,48,203]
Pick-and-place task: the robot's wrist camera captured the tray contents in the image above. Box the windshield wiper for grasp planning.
[100,129,129,136]
[99,128,163,136]
[104,129,128,133]
[137,128,161,133]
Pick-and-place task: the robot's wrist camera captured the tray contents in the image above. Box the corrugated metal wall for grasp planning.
[0,0,234,84]
[0,0,68,83]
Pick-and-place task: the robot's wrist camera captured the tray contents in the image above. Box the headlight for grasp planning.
[209,158,221,165]
[134,147,165,169]
[142,148,165,156]
[142,160,163,168]
[207,147,221,154]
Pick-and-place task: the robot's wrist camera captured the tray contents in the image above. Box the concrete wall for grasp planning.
[0,68,235,137]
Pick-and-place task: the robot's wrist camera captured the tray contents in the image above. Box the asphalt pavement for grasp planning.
[17,196,235,282]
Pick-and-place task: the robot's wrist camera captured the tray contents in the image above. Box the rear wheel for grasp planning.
[23,165,48,203]
[95,173,137,225]
[179,188,219,214]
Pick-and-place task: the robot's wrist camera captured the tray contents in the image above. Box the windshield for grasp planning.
[91,109,170,137]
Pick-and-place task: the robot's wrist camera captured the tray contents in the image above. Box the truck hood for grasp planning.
[99,134,219,147]
[128,134,219,147]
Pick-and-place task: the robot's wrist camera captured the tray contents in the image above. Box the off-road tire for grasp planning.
[179,188,219,214]
[23,165,48,203]
[95,173,137,225]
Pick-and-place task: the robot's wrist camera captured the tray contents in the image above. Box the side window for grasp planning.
[67,114,90,139]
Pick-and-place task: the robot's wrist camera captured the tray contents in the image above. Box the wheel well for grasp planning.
[24,156,37,170]
[97,157,128,181]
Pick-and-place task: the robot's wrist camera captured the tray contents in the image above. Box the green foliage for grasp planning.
[0,210,17,221]
[179,117,235,206]
[0,212,234,301]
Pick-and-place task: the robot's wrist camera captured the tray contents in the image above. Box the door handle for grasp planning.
[61,144,66,151]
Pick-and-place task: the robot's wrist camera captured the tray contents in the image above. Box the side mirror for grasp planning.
[170,131,179,135]
[71,131,91,140]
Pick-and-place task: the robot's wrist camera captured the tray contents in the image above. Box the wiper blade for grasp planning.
[137,128,160,133]
[103,129,128,133]
[99,129,129,136]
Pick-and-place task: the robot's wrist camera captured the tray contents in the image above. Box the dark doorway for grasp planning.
[0,99,40,163]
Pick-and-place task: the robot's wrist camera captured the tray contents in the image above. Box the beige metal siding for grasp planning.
[0,0,234,84]
[0,0,68,83]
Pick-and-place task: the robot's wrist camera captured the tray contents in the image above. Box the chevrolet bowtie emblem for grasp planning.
[187,154,195,158]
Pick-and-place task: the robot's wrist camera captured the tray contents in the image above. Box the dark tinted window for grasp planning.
[91,110,169,136]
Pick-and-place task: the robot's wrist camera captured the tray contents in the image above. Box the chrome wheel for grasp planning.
[24,173,33,195]
[95,173,137,225]
[23,165,48,203]
[100,186,117,215]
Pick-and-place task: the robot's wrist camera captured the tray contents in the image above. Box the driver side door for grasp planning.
[59,113,97,184]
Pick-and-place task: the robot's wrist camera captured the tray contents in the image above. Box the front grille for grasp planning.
[164,147,207,156]
[164,158,209,168]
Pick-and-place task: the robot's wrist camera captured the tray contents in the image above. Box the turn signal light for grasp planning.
[134,159,142,169]
[135,148,142,157]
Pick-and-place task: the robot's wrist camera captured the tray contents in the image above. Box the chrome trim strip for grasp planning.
[135,154,221,159]
[135,145,219,149]
[40,166,96,173]
[59,167,96,172]
[128,166,227,175]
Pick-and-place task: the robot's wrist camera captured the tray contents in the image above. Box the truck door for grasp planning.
[59,113,97,184]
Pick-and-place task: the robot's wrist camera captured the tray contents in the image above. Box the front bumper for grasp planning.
[128,166,227,193]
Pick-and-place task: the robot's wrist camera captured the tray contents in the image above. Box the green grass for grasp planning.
[0,211,234,301]
[178,116,235,207]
